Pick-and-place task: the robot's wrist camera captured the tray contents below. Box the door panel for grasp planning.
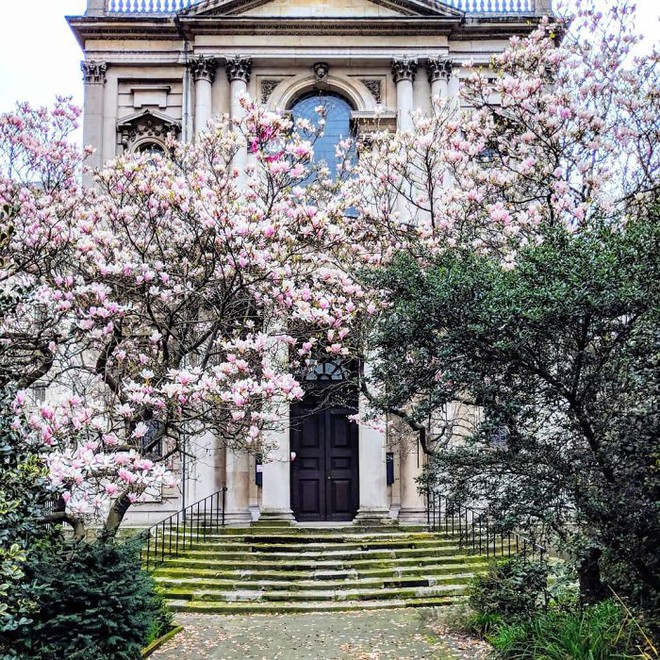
[290,397,359,521]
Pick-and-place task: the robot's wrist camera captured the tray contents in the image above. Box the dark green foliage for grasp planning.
[0,388,61,645]
[145,585,174,647]
[366,214,660,608]
[487,600,648,659]
[469,557,549,619]
[3,538,168,660]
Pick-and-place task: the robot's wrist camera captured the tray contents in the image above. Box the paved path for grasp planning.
[150,608,490,660]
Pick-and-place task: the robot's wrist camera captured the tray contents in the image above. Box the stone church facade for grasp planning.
[68,0,550,528]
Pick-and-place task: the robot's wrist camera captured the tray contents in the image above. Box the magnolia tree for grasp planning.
[0,100,371,538]
[343,1,659,445]
[343,1,660,604]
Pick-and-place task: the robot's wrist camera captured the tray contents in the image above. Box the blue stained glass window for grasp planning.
[290,92,354,179]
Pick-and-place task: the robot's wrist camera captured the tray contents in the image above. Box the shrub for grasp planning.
[3,537,169,660]
[468,557,549,620]
[487,600,650,659]
[0,388,62,649]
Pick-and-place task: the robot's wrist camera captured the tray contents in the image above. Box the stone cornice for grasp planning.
[68,14,545,44]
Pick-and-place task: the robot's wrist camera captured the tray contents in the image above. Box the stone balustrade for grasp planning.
[105,0,194,11]
[103,0,546,14]
[443,0,539,12]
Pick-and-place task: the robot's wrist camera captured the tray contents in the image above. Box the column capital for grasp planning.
[190,55,218,84]
[391,58,418,84]
[426,58,453,84]
[81,60,107,85]
[225,56,252,84]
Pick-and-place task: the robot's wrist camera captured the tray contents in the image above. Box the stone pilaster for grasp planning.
[223,447,252,526]
[260,426,295,522]
[81,61,107,179]
[355,365,390,525]
[398,436,427,524]
[427,58,453,101]
[391,58,417,132]
[354,421,391,525]
[190,55,217,136]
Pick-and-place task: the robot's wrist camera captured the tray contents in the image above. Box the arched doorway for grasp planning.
[290,361,359,522]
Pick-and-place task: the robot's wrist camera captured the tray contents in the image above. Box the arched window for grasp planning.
[290,92,354,179]
[304,359,347,383]
[134,140,165,156]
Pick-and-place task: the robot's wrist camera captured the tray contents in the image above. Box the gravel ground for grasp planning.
[150,608,491,660]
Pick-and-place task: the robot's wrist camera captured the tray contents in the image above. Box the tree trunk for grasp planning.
[578,547,608,604]
[104,491,133,538]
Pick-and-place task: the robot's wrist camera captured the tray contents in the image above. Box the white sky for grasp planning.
[0,0,657,116]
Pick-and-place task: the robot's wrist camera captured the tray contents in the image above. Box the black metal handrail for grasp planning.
[426,488,546,562]
[141,486,228,571]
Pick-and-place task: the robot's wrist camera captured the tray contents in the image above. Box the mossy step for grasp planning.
[167,595,464,614]
[154,560,488,583]
[155,572,475,593]
[151,531,455,546]
[164,583,467,603]
[159,551,485,572]
[171,525,428,537]
[172,545,467,563]
[160,537,463,554]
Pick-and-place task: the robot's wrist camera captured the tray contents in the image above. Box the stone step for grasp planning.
[158,537,463,554]
[155,571,475,593]
[150,530,454,545]
[157,550,485,572]
[154,560,488,583]
[167,595,465,614]
[151,525,490,614]
[164,582,467,603]
[167,525,428,537]
[170,545,467,563]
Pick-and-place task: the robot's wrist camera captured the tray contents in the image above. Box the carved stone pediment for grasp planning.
[117,109,181,152]
[180,0,464,18]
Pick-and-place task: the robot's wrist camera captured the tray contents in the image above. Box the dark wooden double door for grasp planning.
[290,396,359,521]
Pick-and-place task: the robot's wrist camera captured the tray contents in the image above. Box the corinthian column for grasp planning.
[391,58,417,132]
[225,56,252,174]
[427,58,453,103]
[81,61,107,181]
[190,56,217,137]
